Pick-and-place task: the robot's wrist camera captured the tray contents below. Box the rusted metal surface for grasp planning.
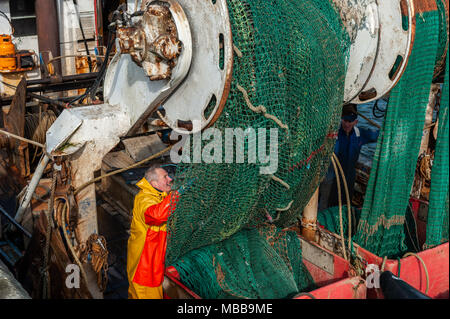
[414,0,438,13]
[117,2,182,80]
[2,77,26,144]
[352,0,416,104]
[15,155,50,224]
[16,212,93,299]
[332,0,380,103]
[301,188,319,242]
[117,26,146,63]
[105,0,192,136]
[157,0,233,133]
[35,0,61,76]
[1,77,30,178]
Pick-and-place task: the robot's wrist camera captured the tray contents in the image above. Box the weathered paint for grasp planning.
[352,0,415,103]
[156,0,233,134]
[117,2,182,80]
[295,276,366,299]
[332,0,380,103]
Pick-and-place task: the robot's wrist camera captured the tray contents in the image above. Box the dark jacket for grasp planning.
[325,125,379,206]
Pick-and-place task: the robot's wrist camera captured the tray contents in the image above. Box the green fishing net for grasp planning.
[317,205,360,237]
[171,226,316,299]
[166,0,350,297]
[434,0,449,79]
[353,7,441,258]
[425,49,449,249]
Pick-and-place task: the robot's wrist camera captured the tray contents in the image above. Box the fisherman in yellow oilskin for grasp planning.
[127,165,178,299]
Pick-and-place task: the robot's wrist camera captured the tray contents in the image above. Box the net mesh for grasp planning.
[425,48,449,249]
[353,7,441,258]
[171,225,316,299]
[166,0,350,297]
[434,0,449,78]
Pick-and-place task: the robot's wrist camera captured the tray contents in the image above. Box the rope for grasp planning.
[356,111,381,129]
[25,111,57,146]
[61,201,89,292]
[236,84,289,130]
[25,110,57,162]
[0,129,45,149]
[331,153,352,251]
[294,292,316,299]
[270,174,290,190]
[233,44,243,58]
[330,155,347,261]
[276,200,293,211]
[74,145,173,195]
[300,220,317,230]
[403,252,429,294]
[41,166,57,299]
[381,256,387,272]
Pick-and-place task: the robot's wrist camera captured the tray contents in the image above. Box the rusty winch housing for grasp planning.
[117,1,182,81]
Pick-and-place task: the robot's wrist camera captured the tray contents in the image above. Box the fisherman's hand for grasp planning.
[176,177,198,195]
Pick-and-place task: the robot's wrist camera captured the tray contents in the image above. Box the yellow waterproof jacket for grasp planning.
[127,178,173,287]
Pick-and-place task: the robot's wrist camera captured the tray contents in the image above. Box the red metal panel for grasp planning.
[295,277,366,299]
[355,241,449,299]
[409,197,428,247]
[383,243,449,298]
[303,251,351,287]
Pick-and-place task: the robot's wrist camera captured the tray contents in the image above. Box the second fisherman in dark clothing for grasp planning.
[319,103,379,210]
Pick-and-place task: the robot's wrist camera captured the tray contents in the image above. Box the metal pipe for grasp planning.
[35,0,61,76]
[301,188,319,242]
[0,205,32,238]
[27,92,68,108]
[15,154,50,223]
[0,129,45,149]
[26,79,97,94]
[26,72,99,86]
[73,0,93,72]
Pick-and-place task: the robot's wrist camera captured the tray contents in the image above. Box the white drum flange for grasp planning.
[157,0,233,134]
[351,0,415,104]
[333,0,380,104]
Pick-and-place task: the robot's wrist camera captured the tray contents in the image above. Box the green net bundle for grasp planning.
[171,225,316,299]
[434,0,449,78]
[317,205,356,237]
[167,0,350,262]
[165,0,351,297]
[353,7,442,258]
[425,50,449,249]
